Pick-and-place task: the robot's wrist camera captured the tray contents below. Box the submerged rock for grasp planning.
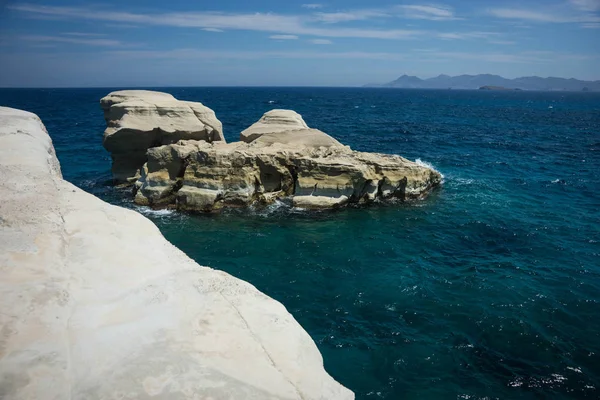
[135,109,442,211]
[0,106,353,399]
[101,90,224,183]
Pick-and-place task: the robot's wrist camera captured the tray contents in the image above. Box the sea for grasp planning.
[1,87,599,399]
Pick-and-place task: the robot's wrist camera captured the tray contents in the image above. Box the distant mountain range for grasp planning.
[365,74,600,91]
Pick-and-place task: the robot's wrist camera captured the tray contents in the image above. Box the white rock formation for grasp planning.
[101,90,225,183]
[0,107,353,399]
[135,110,442,211]
[241,109,343,148]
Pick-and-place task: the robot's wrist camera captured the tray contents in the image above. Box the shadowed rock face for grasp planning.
[101,90,224,183]
[134,109,442,211]
[0,106,353,399]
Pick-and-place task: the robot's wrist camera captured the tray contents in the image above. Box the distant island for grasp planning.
[365,74,600,92]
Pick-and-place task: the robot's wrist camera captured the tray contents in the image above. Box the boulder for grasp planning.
[0,107,353,399]
[241,109,344,148]
[134,110,442,212]
[101,90,224,183]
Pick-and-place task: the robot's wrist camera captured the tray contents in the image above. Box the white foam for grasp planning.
[249,199,295,217]
[415,158,445,179]
[453,178,475,185]
[136,207,175,217]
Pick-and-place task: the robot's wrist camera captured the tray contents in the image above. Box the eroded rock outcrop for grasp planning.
[0,107,353,399]
[241,109,344,148]
[101,90,224,183]
[134,109,442,211]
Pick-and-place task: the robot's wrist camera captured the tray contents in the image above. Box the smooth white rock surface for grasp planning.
[0,107,353,400]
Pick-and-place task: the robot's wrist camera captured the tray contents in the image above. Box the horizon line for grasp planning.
[1,86,599,92]
[1,73,599,90]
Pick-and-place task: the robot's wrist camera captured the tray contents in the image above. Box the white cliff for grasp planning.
[0,107,353,399]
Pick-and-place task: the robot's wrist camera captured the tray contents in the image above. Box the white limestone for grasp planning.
[101,90,225,183]
[0,107,353,400]
[135,110,442,212]
[240,109,343,148]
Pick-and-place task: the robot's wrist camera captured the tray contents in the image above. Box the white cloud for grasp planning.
[62,32,107,37]
[569,0,600,12]
[313,10,389,23]
[437,31,500,41]
[105,23,139,29]
[313,4,459,23]
[310,39,333,44]
[20,35,123,47]
[6,3,537,47]
[8,3,424,40]
[429,50,598,63]
[302,4,323,9]
[489,40,517,45]
[398,5,460,20]
[100,48,597,66]
[437,33,461,39]
[488,8,568,22]
[106,48,409,61]
[488,7,600,24]
[270,35,299,40]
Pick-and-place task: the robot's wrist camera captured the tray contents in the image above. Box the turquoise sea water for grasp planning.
[1,88,599,399]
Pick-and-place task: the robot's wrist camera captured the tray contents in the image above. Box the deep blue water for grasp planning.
[1,87,599,399]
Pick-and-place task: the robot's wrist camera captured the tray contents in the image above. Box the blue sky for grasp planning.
[0,0,599,87]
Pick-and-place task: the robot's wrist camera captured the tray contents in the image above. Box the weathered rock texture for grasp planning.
[241,109,343,148]
[0,107,353,399]
[101,90,224,183]
[134,109,442,211]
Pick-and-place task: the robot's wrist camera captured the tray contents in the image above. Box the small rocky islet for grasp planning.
[101,90,442,211]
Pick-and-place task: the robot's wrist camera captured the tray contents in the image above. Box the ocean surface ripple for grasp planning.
[2,87,599,399]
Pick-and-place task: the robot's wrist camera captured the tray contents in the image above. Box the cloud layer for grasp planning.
[1,1,599,85]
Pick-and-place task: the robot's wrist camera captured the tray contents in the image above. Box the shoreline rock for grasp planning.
[101,91,442,212]
[0,106,353,399]
[135,138,441,211]
[101,90,224,183]
[135,112,441,212]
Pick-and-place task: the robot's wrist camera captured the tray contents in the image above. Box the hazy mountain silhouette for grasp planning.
[366,74,600,91]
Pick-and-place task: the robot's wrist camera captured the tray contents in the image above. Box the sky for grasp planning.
[0,0,599,87]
